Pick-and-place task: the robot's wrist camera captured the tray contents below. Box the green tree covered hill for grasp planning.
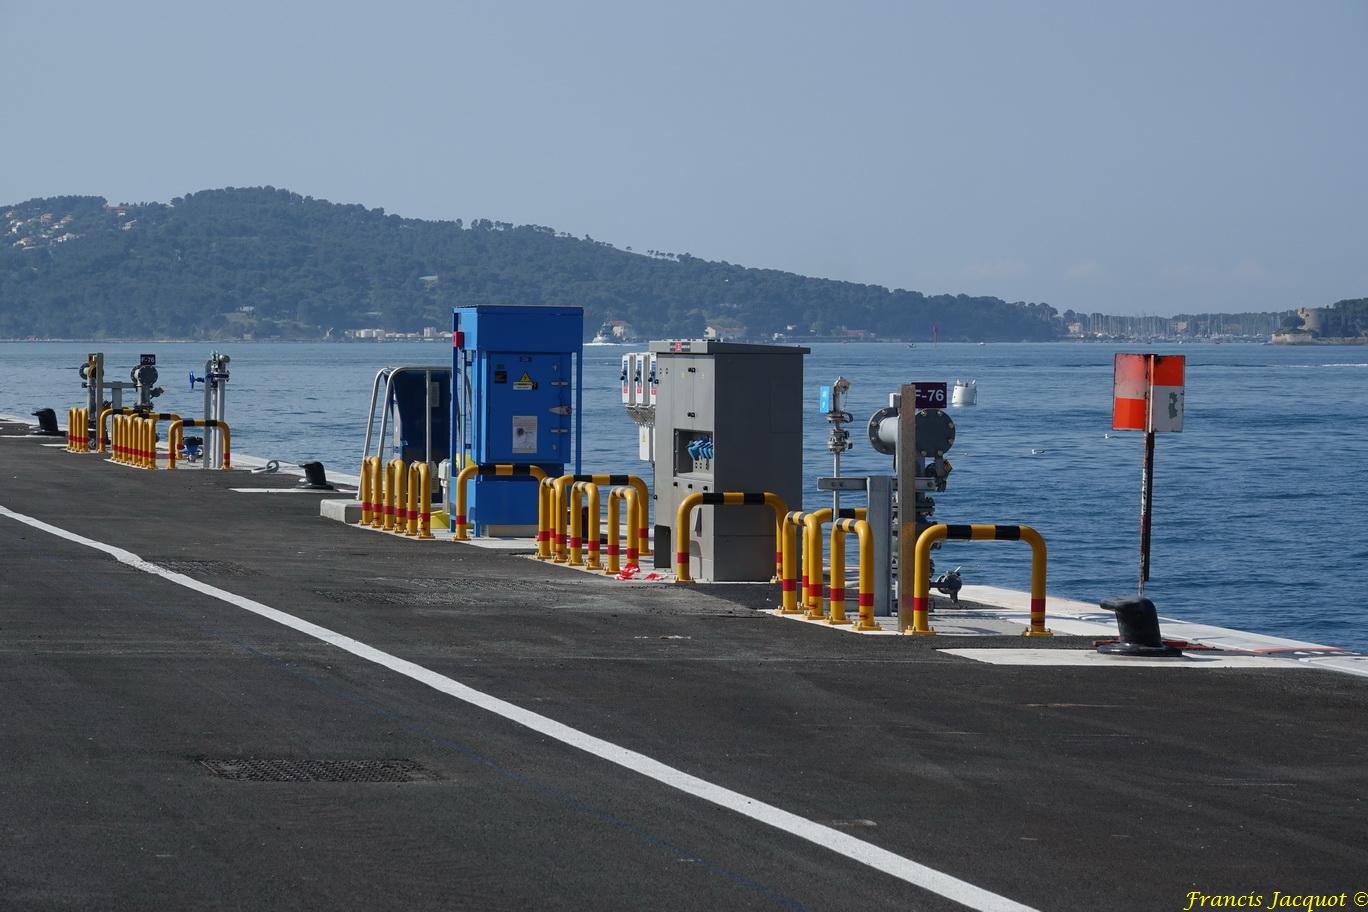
[1,187,1064,341]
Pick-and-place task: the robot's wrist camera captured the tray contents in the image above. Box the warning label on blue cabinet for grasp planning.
[512,415,537,453]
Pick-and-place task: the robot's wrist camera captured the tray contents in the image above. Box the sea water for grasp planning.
[3,340,1365,651]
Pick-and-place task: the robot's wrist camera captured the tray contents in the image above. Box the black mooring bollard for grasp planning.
[299,461,333,489]
[1098,596,1183,657]
[30,408,62,436]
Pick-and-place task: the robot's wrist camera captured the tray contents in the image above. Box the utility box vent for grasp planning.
[196,758,437,783]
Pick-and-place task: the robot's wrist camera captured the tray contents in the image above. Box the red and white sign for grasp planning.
[1113,353,1185,433]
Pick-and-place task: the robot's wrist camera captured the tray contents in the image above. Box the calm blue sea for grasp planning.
[4,340,1366,651]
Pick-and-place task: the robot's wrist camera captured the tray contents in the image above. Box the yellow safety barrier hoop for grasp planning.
[359,457,379,526]
[167,419,231,470]
[829,518,877,630]
[98,407,145,456]
[453,463,547,541]
[674,491,788,584]
[66,407,91,452]
[386,458,406,532]
[406,462,433,538]
[535,477,556,559]
[605,485,642,575]
[568,481,603,569]
[778,508,868,616]
[548,474,651,562]
[367,458,386,528]
[910,524,1052,637]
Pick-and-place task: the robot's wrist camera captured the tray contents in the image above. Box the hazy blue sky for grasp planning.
[3,1,1363,315]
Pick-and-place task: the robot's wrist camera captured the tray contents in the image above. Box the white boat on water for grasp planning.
[951,379,977,406]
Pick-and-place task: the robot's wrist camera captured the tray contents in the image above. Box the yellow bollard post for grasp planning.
[168,419,181,470]
[536,477,554,559]
[406,462,421,536]
[605,489,622,575]
[381,461,396,530]
[780,513,801,614]
[1020,526,1052,638]
[908,525,942,636]
[453,464,478,540]
[828,524,850,625]
[552,474,576,562]
[359,459,373,526]
[580,482,601,570]
[218,422,232,470]
[616,485,641,569]
[388,458,407,533]
[673,492,702,583]
[416,462,433,539]
[143,417,154,469]
[567,482,585,566]
[98,407,120,455]
[851,520,877,630]
[371,458,386,528]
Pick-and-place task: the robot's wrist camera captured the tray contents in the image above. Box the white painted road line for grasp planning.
[0,502,1038,912]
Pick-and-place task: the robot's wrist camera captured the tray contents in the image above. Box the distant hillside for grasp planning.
[0,187,1066,340]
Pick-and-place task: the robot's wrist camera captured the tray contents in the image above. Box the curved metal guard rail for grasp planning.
[167,418,229,470]
[779,508,867,616]
[568,481,602,569]
[829,519,877,630]
[605,485,642,575]
[386,458,406,531]
[66,407,90,452]
[406,462,433,539]
[547,474,651,562]
[360,457,381,527]
[674,491,788,584]
[910,524,1052,637]
[99,407,141,455]
[453,464,548,540]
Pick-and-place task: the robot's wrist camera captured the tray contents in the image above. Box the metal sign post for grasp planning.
[1112,353,1185,596]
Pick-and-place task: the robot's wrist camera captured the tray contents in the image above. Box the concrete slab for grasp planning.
[941,648,1316,670]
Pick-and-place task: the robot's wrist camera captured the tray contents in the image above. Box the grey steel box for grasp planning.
[649,340,809,581]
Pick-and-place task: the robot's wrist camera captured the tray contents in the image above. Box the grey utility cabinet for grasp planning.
[650,340,809,581]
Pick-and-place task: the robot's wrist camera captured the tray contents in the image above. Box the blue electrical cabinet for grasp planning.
[452,305,583,535]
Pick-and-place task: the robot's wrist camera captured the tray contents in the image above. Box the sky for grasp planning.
[2,0,1364,316]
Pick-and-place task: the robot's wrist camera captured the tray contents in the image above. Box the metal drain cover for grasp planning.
[197,757,437,783]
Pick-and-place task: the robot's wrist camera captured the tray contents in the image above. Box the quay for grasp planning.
[2,416,1365,911]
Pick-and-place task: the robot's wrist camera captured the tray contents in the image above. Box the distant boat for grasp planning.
[588,323,618,345]
[951,379,977,407]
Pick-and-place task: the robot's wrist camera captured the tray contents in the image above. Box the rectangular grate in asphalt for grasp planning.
[196,758,438,783]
